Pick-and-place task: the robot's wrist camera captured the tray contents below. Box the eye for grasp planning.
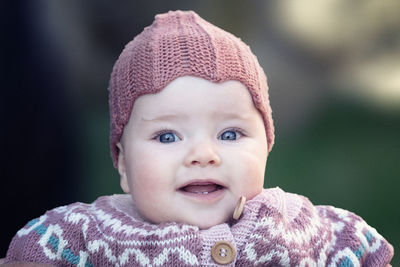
[219,129,242,141]
[157,132,180,143]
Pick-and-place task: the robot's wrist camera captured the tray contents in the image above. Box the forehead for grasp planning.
[131,76,258,119]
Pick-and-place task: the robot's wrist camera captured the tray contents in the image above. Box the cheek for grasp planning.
[124,147,180,223]
[233,147,267,197]
[124,146,176,198]
[127,156,164,193]
[244,158,265,192]
[125,156,166,216]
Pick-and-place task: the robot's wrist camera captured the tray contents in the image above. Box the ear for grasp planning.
[117,142,130,194]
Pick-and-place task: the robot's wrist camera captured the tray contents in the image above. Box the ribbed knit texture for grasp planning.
[109,10,274,168]
[6,188,393,266]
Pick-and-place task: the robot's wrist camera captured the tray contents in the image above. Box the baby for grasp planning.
[4,10,393,266]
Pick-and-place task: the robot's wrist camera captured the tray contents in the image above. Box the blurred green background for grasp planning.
[2,0,399,264]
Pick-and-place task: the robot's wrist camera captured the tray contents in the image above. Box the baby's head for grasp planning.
[109,10,274,229]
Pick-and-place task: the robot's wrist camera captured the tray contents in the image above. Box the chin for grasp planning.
[185,215,228,230]
[196,222,218,230]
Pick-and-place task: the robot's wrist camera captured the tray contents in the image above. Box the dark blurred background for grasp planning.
[1,0,399,264]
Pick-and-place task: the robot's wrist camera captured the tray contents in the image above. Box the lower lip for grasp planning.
[178,187,226,202]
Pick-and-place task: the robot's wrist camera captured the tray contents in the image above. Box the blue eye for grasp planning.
[220,130,238,141]
[158,132,179,143]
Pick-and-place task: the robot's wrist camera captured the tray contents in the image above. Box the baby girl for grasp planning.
[4,10,393,266]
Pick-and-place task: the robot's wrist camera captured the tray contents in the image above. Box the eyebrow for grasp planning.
[140,111,251,122]
[140,114,187,122]
[213,111,252,121]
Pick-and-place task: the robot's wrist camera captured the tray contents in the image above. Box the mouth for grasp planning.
[178,179,226,200]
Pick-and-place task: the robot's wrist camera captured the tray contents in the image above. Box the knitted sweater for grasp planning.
[5,187,393,266]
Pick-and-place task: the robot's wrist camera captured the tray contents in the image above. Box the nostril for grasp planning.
[185,148,221,167]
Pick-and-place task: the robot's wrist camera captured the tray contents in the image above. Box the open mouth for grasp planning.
[178,180,225,195]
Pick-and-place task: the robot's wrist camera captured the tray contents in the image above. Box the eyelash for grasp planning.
[219,127,246,139]
[151,128,180,140]
[151,127,246,141]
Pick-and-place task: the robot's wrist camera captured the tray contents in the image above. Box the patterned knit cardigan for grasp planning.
[5,187,393,266]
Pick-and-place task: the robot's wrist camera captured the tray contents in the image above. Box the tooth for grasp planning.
[195,191,209,195]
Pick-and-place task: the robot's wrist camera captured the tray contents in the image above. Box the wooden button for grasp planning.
[233,196,246,220]
[211,241,236,265]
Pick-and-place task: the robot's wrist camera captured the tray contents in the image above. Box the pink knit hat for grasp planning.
[109,10,274,168]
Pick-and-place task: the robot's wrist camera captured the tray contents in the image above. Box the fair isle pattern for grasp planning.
[7,196,201,267]
[6,188,393,266]
[235,192,393,266]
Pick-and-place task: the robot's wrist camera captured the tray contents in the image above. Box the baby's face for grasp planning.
[117,76,268,229]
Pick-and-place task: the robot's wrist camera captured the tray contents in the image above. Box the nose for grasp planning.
[184,141,221,167]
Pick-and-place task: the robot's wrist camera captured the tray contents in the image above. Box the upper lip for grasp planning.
[178,179,226,190]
